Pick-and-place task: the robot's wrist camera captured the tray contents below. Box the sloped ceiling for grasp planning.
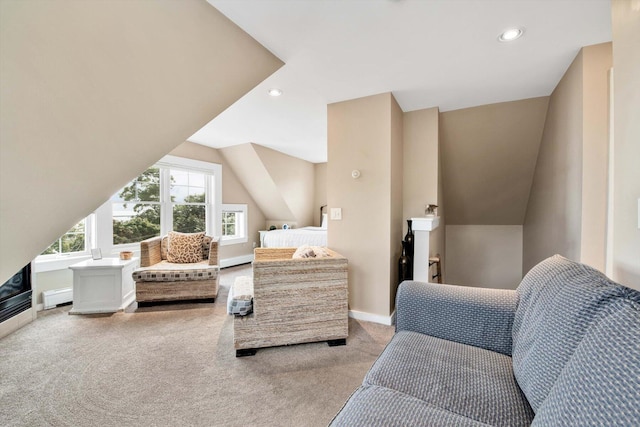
[0,1,283,282]
[441,97,550,225]
[219,144,315,226]
[192,0,610,163]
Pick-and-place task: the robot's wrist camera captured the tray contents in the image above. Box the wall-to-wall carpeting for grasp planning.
[0,265,394,426]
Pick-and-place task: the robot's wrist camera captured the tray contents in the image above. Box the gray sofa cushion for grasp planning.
[532,295,640,426]
[330,385,489,427]
[396,281,517,355]
[364,330,534,427]
[512,255,628,411]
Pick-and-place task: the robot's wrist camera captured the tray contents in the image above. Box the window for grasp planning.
[221,204,247,245]
[41,219,88,256]
[109,156,222,249]
[111,167,161,245]
[35,156,223,273]
[171,169,206,233]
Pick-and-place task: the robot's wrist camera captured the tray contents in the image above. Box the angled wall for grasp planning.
[523,43,612,275]
[253,144,315,227]
[439,97,549,288]
[440,97,549,226]
[0,1,283,282]
[219,143,315,228]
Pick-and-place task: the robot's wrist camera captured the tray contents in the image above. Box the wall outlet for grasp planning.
[253,241,257,248]
[330,207,342,220]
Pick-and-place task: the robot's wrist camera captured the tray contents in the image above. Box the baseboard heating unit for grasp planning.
[42,288,73,309]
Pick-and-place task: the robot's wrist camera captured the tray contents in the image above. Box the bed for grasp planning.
[261,226,327,248]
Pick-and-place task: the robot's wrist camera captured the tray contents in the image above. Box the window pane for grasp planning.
[61,232,85,253]
[42,240,60,255]
[41,219,86,255]
[222,211,238,236]
[173,205,206,233]
[171,170,205,203]
[112,168,160,203]
[112,203,160,245]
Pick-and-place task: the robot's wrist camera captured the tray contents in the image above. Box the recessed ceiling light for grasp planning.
[268,88,283,97]
[498,27,524,42]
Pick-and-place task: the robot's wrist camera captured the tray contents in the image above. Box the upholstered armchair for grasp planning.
[132,232,219,305]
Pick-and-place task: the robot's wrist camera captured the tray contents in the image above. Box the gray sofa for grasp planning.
[330,255,640,426]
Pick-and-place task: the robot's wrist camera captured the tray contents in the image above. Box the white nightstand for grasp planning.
[68,257,139,314]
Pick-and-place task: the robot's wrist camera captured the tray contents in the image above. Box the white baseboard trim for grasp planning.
[349,309,396,326]
[220,254,254,269]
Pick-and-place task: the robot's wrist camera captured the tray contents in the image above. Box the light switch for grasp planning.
[330,207,342,220]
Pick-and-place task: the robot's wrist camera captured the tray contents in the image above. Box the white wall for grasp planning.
[445,225,523,289]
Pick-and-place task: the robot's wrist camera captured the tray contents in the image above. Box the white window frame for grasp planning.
[98,156,221,256]
[221,204,248,246]
[34,156,223,270]
[34,215,96,272]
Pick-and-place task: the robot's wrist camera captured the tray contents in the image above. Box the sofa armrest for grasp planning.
[207,237,220,266]
[139,236,162,267]
[395,281,518,355]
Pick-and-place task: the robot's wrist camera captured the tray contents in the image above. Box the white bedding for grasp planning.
[262,227,327,248]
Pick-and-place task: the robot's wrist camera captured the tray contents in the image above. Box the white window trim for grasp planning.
[156,155,222,239]
[34,215,96,271]
[35,156,223,269]
[221,203,248,246]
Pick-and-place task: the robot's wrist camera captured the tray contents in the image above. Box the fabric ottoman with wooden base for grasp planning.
[233,247,348,357]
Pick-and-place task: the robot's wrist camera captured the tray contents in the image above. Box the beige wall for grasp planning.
[327,93,402,318]
[169,142,265,259]
[523,44,612,275]
[402,107,444,279]
[611,0,640,290]
[389,96,404,312]
[219,144,315,228]
[403,108,439,223]
[581,43,613,271]
[253,145,315,227]
[523,51,584,273]
[445,225,523,290]
[0,0,282,283]
[314,163,328,226]
[440,97,549,225]
[34,270,74,306]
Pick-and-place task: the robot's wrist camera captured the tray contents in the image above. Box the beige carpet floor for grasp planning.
[0,264,394,427]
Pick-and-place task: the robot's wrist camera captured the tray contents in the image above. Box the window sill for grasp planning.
[220,236,248,246]
[34,255,92,273]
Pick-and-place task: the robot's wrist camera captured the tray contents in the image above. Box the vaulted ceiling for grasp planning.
[191,0,611,163]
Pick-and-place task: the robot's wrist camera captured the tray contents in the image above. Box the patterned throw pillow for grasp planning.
[167,231,205,263]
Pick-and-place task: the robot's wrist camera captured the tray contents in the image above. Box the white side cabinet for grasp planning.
[69,257,139,314]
